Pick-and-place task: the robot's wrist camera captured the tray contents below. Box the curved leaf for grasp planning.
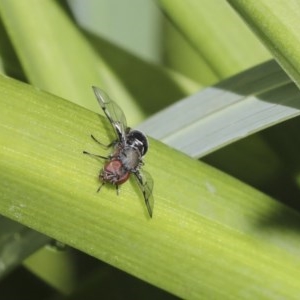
[228,0,300,89]
[158,0,271,79]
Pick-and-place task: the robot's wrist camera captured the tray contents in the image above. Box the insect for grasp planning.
[83,86,154,218]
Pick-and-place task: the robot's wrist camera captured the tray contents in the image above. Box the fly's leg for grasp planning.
[83,151,108,160]
[91,134,117,149]
[84,133,116,159]
[97,182,104,192]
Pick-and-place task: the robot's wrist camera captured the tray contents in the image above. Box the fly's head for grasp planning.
[126,130,148,156]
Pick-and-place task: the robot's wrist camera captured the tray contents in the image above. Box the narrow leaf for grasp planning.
[158,0,271,78]
[138,60,300,158]
[0,0,143,123]
[228,0,300,89]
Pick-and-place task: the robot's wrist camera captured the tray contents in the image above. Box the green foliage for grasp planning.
[229,0,300,89]
[1,1,300,299]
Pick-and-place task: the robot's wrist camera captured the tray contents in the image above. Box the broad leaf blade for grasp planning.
[1,75,300,298]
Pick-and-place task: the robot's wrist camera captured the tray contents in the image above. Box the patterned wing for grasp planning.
[92,86,127,142]
[134,170,154,218]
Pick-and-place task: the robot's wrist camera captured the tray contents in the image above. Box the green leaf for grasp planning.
[84,30,200,115]
[163,18,219,85]
[138,60,300,158]
[228,0,300,89]
[1,75,300,299]
[0,217,50,278]
[0,17,25,80]
[158,0,271,79]
[0,0,200,126]
[0,0,144,123]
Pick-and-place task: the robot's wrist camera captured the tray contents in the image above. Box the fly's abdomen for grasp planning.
[100,160,130,185]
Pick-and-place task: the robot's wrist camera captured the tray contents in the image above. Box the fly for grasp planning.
[83,86,154,218]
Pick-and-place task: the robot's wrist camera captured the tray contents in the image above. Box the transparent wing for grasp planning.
[134,170,154,218]
[92,86,127,142]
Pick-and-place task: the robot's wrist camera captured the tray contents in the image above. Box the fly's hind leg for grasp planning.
[97,182,104,192]
[83,151,108,160]
[116,185,120,195]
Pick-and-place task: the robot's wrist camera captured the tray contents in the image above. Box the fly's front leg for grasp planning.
[91,134,117,149]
